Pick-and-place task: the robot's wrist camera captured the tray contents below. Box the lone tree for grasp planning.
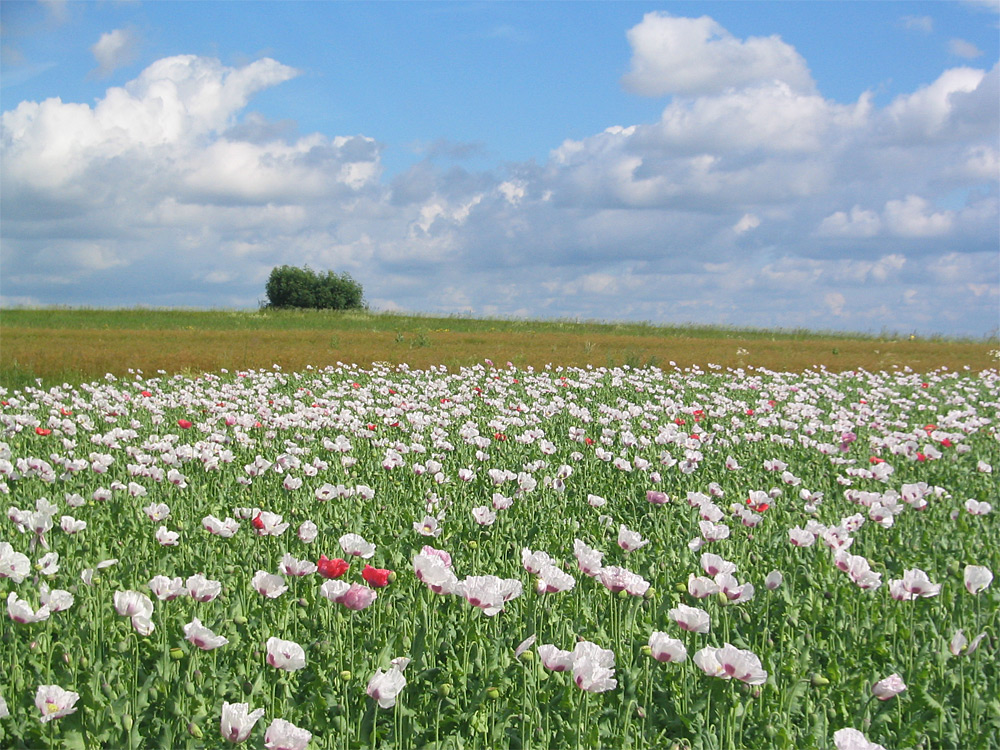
[264,265,364,310]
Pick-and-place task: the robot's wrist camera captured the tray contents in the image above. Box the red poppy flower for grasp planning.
[916,453,927,462]
[177,419,193,429]
[746,497,769,512]
[940,438,953,448]
[60,407,72,416]
[366,424,376,431]
[317,555,350,579]
[35,427,52,436]
[494,432,507,441]
[584,437,594,446]
[140,390,152,397]
[361,564,393,588]
[252,513,266,531]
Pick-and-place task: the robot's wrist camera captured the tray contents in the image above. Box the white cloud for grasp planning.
[91,28,140,76]
[883,195,955,237]
[966,146,999,180]
[39,0,69,24]
[831,254,906,283]
[621,12,813,97]
[816,206,882,238]
[2,55,302,194]
[733,214,760,234]
[824,292,846,317]
[949,38,984,59]
[883,66,988,140]
[901,15,934,33]
[962,0,1000,13]
[652,82,870,154]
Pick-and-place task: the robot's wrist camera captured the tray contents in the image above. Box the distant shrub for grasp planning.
[264,265,364,311]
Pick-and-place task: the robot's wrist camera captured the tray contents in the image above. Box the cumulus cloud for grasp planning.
[733,214,760,234]
[91,27,140,76]
[950,38,984,59]
[2,13,998,337]
[621,12,814,97]
[883,64,995,141]
[817,206,882,238]
[883,195,955,237]
[901,15,934,33]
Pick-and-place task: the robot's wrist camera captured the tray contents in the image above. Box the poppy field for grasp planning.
[0,360,998,749]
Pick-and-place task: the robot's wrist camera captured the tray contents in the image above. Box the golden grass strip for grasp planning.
[1,323,994,390]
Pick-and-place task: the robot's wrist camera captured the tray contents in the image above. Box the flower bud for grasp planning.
[486,687,500,699]
[242,681,253,695]
[121,714,133,731]
[187,722,203,739]
[640,645,653,657]
[468,541,478,550]
[811,673,830,687]
[339,670,352,682]
[643,586,656,600]
[438,683,452,697]
[169,647,184,660]
[234,615,248,626]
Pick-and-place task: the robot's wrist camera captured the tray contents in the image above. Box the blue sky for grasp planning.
[2,0,998,337]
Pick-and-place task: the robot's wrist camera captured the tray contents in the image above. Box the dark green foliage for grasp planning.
[264,265,364,310]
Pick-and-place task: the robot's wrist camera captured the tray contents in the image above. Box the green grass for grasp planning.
[0,306,977,342]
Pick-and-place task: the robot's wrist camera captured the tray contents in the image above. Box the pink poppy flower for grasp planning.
[220,701,265,743]
[537,644,575,672]
[266,637,306,671]
[833,728,887,750]
[871,673,906,701]
[367,664,407,709]
[339,583,379,611]
[648,632,687,663]
[184,618,229,651]
[264,718,312,750]
[35,684,79,723]
[669,603,710,634]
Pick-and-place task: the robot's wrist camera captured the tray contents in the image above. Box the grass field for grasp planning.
[1,308,996,391]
